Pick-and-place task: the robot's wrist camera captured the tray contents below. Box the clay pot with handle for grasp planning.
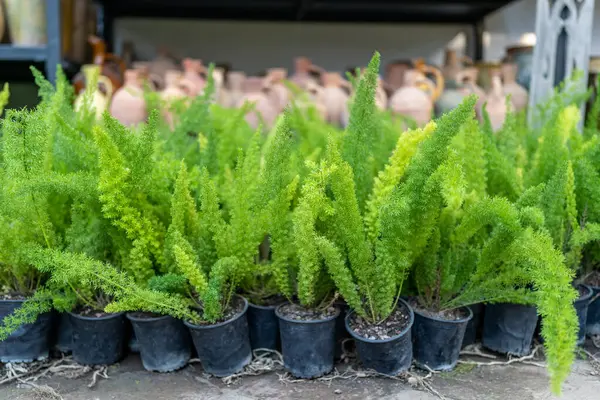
[385,60,413,95]
[181,58,207,97]
[442,49,473,83]
[486,73,514,131]
[389,60,444,127]
[109,69,147,128]
[265,68,291,113]
[132,62,164,91]
[73,35,126,95]
[290,57,322,90]
[321,72,351,126]
[237,77,278,131]
[461,66,486,117]
[161,70,196,129]
[74,64,113,121]
[227,71,246,108]
[501,62,528,113]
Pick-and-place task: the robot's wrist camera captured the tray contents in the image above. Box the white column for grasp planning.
[528,0,595,125]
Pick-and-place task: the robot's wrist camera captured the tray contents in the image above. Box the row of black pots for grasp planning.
[1,284,599,376]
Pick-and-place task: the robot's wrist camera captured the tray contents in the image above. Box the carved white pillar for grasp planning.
[528,0,595,125]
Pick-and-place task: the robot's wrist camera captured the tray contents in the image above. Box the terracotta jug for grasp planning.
[501,63,528,112]
[265,68,290,113]
[74,64,113,121]
[290,57,322,90]
[442,49,473,83]
[461,67,486,117]
[486,74,514,131]
[238,77,278,130]
[385,60,413,95]
[161,70,195,129]
[389,61,444,126]
[132,62,163,91]
[181,58,206,97]
[109,69,147,128]
[321,72,351,126]
[73,35,126,95]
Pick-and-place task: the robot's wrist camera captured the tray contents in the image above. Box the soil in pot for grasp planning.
[346,298,414,375]
[247,295,285,351]
[482,303,537,356]
[410,301,472,371]
[69,308,127,365]
[0,297,53,362]
[184,296,252,377]
[127,312,192,372]
[461,303,485,348]
[585,273,600,337]
[276,303,339,379]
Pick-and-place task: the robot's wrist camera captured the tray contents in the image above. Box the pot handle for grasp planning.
[97,74,114,99]
[103,53,127,77]
[420,64,445,102]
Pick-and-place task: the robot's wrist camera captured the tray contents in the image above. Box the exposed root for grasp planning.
[459,343,497,359]
[458,345,546,368]
[582,349,600,375]
[221,349,285,385]
[0,355,110,394]
[16,380,63,400]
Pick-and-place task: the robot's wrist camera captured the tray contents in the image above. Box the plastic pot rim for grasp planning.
[68,311,125,322]
[412,305,474,325]
[126,312,173,323]
[275,302,340,325]
[344,298,414,344]
[184,295,249,330]
[575,284,593,304]
[248,300,285,311]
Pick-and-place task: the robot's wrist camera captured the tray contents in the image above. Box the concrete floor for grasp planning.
[0,347,598,400]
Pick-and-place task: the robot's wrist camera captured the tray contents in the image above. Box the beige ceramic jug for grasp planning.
[321,72,351,126]
[181,58,206,97]
[109,69,147,128]
[486,74,514,131]
[461,67,486,117]
[227,71,246,108]
[238,77,278,131]
[74,64,113,121]
[265,68,290,113]
[389,61,444,126]
[161,70,195,129]
[501,63,528,112]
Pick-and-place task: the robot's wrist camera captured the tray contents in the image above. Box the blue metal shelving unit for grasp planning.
[0,0,61,82]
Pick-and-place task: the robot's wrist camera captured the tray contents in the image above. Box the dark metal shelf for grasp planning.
[96,0,516,24]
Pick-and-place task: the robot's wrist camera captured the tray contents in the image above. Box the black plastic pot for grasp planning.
[0,300,53,362]
[54,312,73,354]
[185,297,252,377]
[586,285,600,337]
[412,305,472,371]
[247,301,281,351]
[127,313,192,372]
[482,303,537,356]
[276,304,339,379]
[69,312,127,365]
[335,301,350,360]
[461,303,485,348]
[345,298,414,375]
[574,285,594,345]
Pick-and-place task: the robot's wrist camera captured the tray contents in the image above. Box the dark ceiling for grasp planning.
[98,0,517,24]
